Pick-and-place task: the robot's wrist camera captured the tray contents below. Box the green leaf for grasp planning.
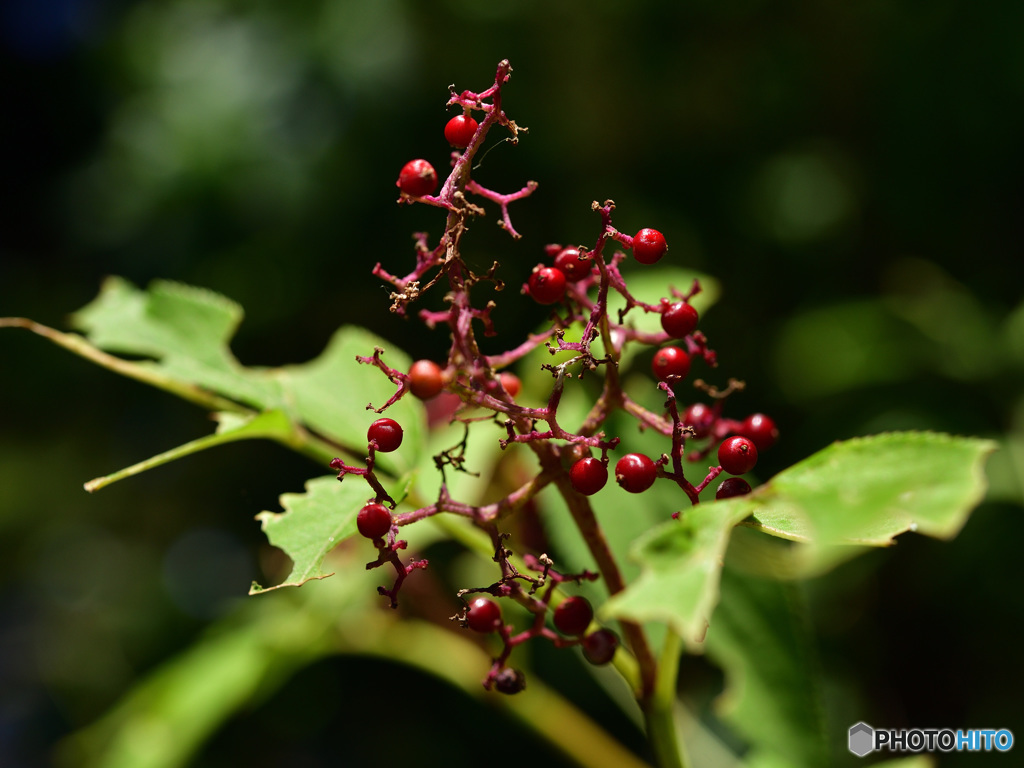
[40,277,428,486]
[704,566,827,768]
[251,474,368,592]
[71,276,283,408]
[84,410,297,492]
[602,500,753,645]
[745,432,997,546]
[603,432,994,643]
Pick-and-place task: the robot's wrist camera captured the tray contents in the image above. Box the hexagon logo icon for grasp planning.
[848,722,874,757]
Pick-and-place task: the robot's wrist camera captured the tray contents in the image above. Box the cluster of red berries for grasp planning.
[340,61,780,694]
[464,595,618,668]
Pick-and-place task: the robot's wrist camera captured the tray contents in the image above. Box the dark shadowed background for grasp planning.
[3,1,1023,766]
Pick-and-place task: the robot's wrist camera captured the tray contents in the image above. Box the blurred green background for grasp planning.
[3,0,1023,766]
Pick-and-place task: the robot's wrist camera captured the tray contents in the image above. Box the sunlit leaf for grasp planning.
[252,475,368,592]
[602,500,753,645]
[745,432,997,546]
[602,432,994,643]
[71,276,283,408]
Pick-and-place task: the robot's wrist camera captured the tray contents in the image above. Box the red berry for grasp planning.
[466,597,503,633]
[718,436,758,475]
[661,301,699,338]
[553,596,594,635]
[553,247,593,281]
[581,629,619,665]
[569,457,608,496]
[444,114,478,148]
[716,477,752,500]
[499,371,521,398]
[408,359,444,400]
[683,402,715,439]
[367,417,403,453]
[356,502,392,539]
[528,265,567,305]
[633,228,668,264]
[397,159,438,197]
[741,413,779,451]
[615,453,657,493]
[651,346,691,381]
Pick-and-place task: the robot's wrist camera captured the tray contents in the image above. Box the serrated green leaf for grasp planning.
[704,567,827,768]
[251,475,368,592]
[745,432,997,546]
[602,500,754,645]
[56,278,430,487]
[602,432,994,643]
[71,277,283,408]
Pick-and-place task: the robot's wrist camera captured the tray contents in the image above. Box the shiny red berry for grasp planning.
[397,159,438,197]
[716,477,752,500]
[408,360,444,400]
[356,502,392,539]
[683,402,715,439]
[661,301,699,338]
[582,629,619,665]
[466,597,502,633]
[633,228,668,264]
[651,346,691,381]
[553,596,594,635]
[615,453,657,493]
[367,417,403,453]
[528,265,567,305]
[718,436,758,475]
[569,457,608,496]
[553,247,593,281]
[444,114,478,148]
[741,413,779,451]
[499,372,521,398]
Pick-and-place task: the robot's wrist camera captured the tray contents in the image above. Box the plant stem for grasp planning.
[644,629,689,768]
[0,318,248,414]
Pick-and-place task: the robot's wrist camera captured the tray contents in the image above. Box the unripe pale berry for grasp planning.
[582,629,619,665]
[569,457,608,496]
[741,413,779,451]
[408,359,444,400]
[356,502,392,539]
[397,159,438,197]
[633,228,668,264]
[651,346,691,381]
[718,436,758,475]
[716,477,752,500]
[528,265,567,305]
[466,597,503,633]
[615,453,657,493]
[553,247,593,281]
[444,114,478,148]
[367,417,403,453]
[661,301,699,338]
[553,596,594,635]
